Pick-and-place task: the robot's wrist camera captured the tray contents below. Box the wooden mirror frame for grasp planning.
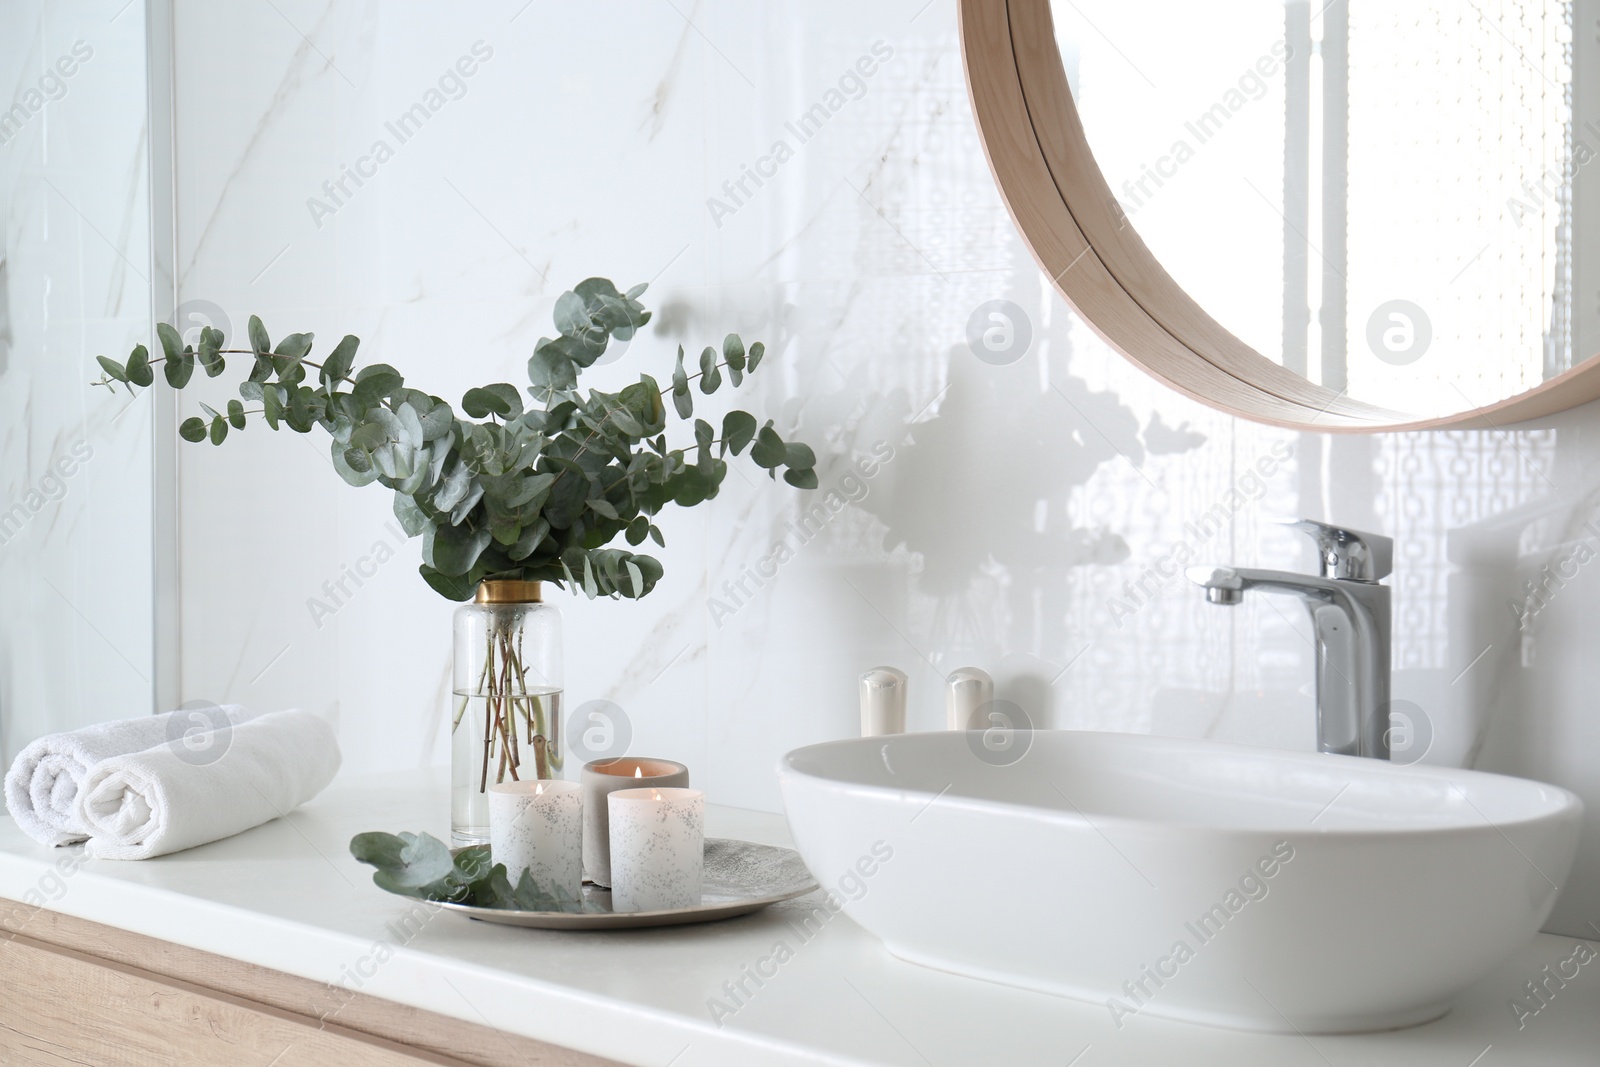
[959,0,1600,431]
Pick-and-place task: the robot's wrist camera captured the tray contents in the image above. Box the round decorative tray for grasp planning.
[438,838,818,930]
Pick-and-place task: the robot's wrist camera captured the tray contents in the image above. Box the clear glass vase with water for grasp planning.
[452,581,563,846]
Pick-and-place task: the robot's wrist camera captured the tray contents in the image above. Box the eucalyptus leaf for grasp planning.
[507,472,555,509]
[418,565,478,601]
[332,440,380,487]
[163,333,194,387]
[508,517,549,561]
[540,458,590,528]
[722,411,757,456]
[751,423,786,469]
[602,401,643,437]
[396,402,426,450]
[528,340,580,398]
[434,459,472,513]
[425,521,492,576]
[394,492,429,536]
[449,482,485,526]
[156,322,183,365]
[96,356,128,384]
[125,345,154,387]
[247,315,271,356]
[785,442,816,468]
[671,346,691,419]
[483,864,518,908]
[353,364,405,405]
[463,383,523,420]
[322,334,360,386]
[723,334,745,386]
[372,442,407,480]
[698,346,722,394]
[552,290,589,336]
[428,434,451,485]
[350,830,455,889]
[198,328,225,377]
[262,385,284,429]
[367,405,405,444]
[419,401,455,441]
[274,332,314,363]
[398,449,431,496]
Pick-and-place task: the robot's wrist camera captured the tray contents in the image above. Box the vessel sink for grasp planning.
[778,730,1583,1033]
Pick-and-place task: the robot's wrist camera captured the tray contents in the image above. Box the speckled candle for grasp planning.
[580,758,690,888]
[606,786,704,912]
[488,780,583,901]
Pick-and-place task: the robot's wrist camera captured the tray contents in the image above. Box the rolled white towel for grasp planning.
[75,709,342,860]
[4,703,259,846]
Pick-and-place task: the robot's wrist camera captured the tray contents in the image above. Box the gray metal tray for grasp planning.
[435,838,817,930]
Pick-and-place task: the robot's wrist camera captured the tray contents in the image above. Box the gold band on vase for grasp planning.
[475,580,543,604]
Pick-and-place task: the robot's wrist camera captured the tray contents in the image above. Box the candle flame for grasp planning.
[535,782,544,796]
[634,767,643,778]
[652,788,661,801]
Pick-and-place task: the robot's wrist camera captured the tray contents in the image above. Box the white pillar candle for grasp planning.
[859,666,907,736]
[946,666,994,730]
[488,780,583,903]
[580,757,690,888]
[606,786,704,912]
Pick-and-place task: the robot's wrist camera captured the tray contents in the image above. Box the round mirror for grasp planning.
[962,0,1600,429]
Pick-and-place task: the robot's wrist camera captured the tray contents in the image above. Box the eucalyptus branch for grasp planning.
[89,278,819,603]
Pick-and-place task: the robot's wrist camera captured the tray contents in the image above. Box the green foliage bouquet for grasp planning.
[94,278,816,601]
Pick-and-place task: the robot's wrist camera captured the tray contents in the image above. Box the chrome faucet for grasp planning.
[1187,520,1393,759]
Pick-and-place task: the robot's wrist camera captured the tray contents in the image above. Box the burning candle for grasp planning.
[606,786,705,912]
[579,757,690,887]
[488,780,583,902]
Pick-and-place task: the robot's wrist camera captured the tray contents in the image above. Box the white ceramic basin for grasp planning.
[778,730,1583,1033]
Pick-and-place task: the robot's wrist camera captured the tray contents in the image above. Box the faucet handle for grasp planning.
[1283,519,1392,581]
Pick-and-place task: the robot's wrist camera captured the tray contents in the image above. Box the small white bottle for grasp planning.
[945,667,994,731]
[859,667,908,736]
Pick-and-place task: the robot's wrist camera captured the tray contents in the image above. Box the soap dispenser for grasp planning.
[859,667,908,736]
[945,667,994,730]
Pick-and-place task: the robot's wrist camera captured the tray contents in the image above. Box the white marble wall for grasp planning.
[162,1,1600,936]
[0,1,154,766]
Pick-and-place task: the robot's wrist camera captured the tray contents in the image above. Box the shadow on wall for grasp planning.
[795,303,1144,724]
[859,345,1133,596]
[655,274,1147,735]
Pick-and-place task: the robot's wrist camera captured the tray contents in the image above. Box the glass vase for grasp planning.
[452,580,563,846]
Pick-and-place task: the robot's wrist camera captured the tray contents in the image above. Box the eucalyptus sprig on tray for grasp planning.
[92,278,817,601]
[350,830,589,912]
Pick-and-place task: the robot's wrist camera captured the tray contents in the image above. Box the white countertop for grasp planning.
[1,768,1596,1066]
